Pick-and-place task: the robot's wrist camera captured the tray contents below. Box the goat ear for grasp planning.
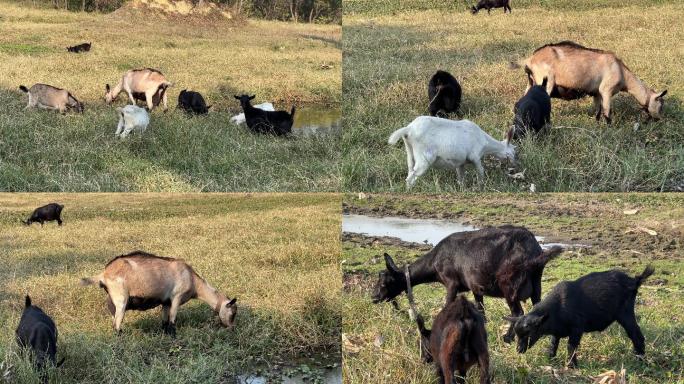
[227,298,237,306]
[105,84,110,92]
[503,315,519,324]
[25,295,31,307]
[234,95,240,100]
[249,95,255,100]
[657,90,667,99]
[531,314,547,326]
[384,253,400,273]
[541,77,548,88]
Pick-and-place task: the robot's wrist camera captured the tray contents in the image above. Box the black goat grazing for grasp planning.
[234,94,295,136]
[24,203,64,226]
[372,226,563,342]
[471,0,511,14]
[512,77,551,139]
[66,42,91,53]
[428,70,462,117]
[16,296,63,382]
[177,90,210,115]
[406,268,491,384]
[505,266,654,368]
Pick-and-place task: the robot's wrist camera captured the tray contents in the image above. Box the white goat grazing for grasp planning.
[388,116,515,188]
[115,105,150,138]
[229,102,275,125]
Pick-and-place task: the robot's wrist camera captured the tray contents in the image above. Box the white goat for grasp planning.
[229,102,275,125]
[388,116,515,188]
[115,105,150,138]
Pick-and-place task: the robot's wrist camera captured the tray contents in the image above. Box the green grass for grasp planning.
[342,193,684,383]
[342,1,684,192]
[0,193,341,383]
[0,1,341,192]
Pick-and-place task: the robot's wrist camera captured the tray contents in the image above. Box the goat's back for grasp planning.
[103,252,194,298]
[16,305,58,366]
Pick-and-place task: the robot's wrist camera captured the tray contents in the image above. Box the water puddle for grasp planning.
[292,106,341,138]
[237,366,341,384]
[342,214,589,249]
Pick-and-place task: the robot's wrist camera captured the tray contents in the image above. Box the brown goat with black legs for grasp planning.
[523,41,667,124]
[105,68,172,111]
[80,251,237,337]
[372,226,563,342]
[405,267,490,384]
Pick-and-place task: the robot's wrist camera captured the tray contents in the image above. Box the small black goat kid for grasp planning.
[505,266,654,367]
[428,70,462,117]
[512,77,551,139]
[177,90,210,115]
[16,296,63,382]
[66,42,91,53]
[372,226,562,343]
[24,203,64,226]
[471,0,511,14]
[406,268,491,384]
[234,94,295,135]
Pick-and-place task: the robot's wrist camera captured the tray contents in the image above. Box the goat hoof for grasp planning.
[503,334,514,344]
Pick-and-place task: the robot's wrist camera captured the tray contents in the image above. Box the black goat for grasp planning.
[16,296,62,382]
[512,77,551,139]
[406,268,490,384]
[372,226,563,342]
[471,0,511,14]
[177,90,210,115]
[234,94,295,136]
[428,70,462,117]
[24,203,64,226]
[66,42,91,53]
[505,266,654,367]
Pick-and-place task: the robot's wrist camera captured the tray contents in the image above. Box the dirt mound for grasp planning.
[114,0,233,21]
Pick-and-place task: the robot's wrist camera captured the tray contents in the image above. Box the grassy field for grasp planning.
[0,193,341,383]
[342,0,684,192]
[0,1,341,192]
[342,193,684,383]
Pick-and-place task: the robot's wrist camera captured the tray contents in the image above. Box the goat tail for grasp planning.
[634,265,655,288]
[79,273,103,287]
[19,85,29,93]
[290,105,296,118]
[388,126,411,146]
[541,245,563,262]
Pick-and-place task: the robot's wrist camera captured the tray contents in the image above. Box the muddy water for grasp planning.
[342,214,589,249]
[237,366,342,384]
[291,106,341,137]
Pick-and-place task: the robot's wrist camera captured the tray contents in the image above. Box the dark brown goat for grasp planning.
[406,268,491,384]
[372,226,563,342]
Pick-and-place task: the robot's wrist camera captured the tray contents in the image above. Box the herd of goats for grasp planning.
[371,225,655,384]
[18,42,298,137]
[388,41,668,188]
[15,203,238,383]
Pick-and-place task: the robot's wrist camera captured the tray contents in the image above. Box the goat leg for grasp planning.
[547,335,560,358]
[566,332,582,368]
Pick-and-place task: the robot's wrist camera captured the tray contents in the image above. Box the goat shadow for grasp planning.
[299,33,341,50]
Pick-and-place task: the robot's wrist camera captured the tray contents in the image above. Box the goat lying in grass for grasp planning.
[115,105,149,138]
[388,117,515,188]
[406,268,491,384]
[106,68,172,111]
[512,77,551,139]
[16,296,63,383]
[80,251,237,337]
[24,203,64,226]
[66,42,91,53]
[177,90,210,115]
[234,94,295,135]
[229,102,275,125]
[506,266,654,367]
[372,226,563,342]
[428,70,462,117]
[19,84,83,113]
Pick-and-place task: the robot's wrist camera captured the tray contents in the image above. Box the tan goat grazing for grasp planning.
[19,84,84,113]
[105,68,172,111]
[524,41,667,124]
[80,251,237,336]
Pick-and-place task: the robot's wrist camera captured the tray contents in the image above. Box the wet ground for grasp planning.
[291,106,341,137]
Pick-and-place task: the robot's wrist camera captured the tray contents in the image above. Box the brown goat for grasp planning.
[105,68,172,111]
[406,267,491,384]
[524,41,667,123]
[19,84,83,113]
[80,251,237,336]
